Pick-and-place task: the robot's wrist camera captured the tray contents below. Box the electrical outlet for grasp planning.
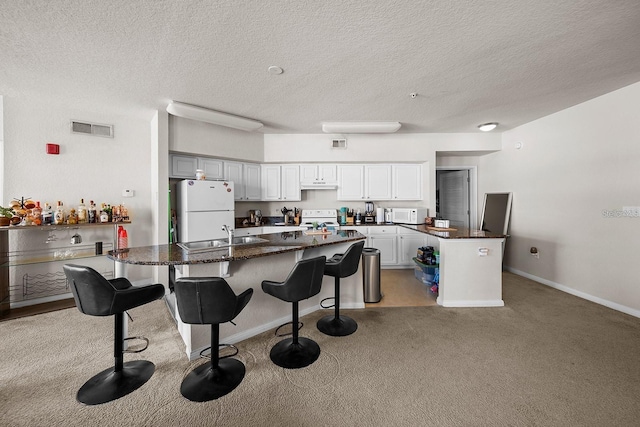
[530,247,539,259]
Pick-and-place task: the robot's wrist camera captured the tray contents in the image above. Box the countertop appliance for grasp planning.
[391,208,428,225]
[300,209,340,228]
[176,179,235,242]
[364,202,376,223]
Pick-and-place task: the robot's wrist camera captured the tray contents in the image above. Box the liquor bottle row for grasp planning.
[9,199,130,226]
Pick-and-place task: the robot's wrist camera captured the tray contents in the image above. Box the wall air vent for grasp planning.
[331,138,347,149]
[71,120,114,138]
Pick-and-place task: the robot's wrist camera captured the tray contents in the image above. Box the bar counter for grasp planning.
[400,224,507,308]
[107,229,366,265]
[108,229,366,359]
[400,224,506,239]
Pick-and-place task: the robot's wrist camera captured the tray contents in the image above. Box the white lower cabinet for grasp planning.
[344,225,432,267]
[398,231,428,265]
[367,226,397,266]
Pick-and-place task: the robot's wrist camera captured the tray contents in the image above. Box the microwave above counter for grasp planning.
[391,208,428,224]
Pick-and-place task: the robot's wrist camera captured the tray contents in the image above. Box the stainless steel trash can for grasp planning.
[362,248,382,303]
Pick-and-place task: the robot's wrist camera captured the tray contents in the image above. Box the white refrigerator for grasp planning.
[176,179,235,242]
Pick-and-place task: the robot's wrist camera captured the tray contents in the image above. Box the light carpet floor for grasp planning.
[2,272,640,426]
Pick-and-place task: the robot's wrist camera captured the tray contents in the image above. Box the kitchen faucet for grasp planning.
[222,225,234,242]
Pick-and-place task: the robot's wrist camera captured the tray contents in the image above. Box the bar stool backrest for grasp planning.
[175,277,252,325]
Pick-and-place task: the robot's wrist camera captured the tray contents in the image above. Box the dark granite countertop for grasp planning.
[400,224,506,239]
[108,229,366,265]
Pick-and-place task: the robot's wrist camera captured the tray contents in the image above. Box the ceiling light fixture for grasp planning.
[322,121,401,134]
[268,65,284,75]
[477,122,498,132]
[166,101,263,132]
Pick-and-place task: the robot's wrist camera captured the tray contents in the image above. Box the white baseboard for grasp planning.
[505,267,640,319]
[440,299,504,308]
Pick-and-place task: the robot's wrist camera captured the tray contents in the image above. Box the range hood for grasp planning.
[300,181,338,190]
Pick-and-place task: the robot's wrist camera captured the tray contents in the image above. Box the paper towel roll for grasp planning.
[376,208,384,224]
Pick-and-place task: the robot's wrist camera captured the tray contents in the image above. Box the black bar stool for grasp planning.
[63,264,165,405]
[317,240,365,337]
[262,256,326,369]
[174,277,253,402]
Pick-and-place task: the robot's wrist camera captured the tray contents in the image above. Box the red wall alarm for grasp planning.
[46,143,60,155]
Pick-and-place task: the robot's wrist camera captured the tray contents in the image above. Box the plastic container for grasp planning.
[117,226,128,251]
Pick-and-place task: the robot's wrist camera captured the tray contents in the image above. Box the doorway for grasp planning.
[436,167,477,230]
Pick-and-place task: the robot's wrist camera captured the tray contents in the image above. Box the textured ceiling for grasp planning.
[2,0,640,133]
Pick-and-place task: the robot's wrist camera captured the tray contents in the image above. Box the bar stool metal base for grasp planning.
[77,360,155,405]
[317,315,358,337]
[270,337,320,369]
[180,358,246,402]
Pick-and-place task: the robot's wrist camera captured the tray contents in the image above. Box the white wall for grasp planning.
[169,115,263,162]
[3,93,155,281]
[478,81,640,316]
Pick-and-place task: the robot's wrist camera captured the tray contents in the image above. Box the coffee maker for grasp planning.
[364,202,375,223]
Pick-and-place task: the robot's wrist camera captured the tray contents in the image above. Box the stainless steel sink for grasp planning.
[231,236,268,245]
[177,236,268,253]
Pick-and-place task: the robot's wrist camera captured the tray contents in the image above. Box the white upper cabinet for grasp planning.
[199,158,224,180]
[261,165,301,201]
[170,154,224,180]
[261,165,281,200]
[224,161,261,201]
[365,164,392,200]
[337,165,365,200]
[243,163,261,200]
[300,164,338,183]
[170,154,198,178]
[224,161,244,200]
[171,153,424,203]
[392,164,422,200]
[281,165,301,201]
[337,164,391,200]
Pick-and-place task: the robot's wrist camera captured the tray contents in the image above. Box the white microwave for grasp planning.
[391,208,428,224]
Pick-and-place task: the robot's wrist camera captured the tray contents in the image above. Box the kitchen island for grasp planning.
[401,225,506,308]
[109,229,366,359]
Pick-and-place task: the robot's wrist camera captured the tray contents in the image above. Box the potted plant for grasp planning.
[0,206,14,226]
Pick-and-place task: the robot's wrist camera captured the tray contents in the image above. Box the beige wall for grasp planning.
[478,82,640,316]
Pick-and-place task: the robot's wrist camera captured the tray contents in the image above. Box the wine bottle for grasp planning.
[88,200,97,223]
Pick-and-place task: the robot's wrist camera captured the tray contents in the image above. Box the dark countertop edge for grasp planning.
[399,224,506,239]
[107,233,366,265]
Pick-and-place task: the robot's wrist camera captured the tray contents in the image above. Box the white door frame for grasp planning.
[436,166,478,230]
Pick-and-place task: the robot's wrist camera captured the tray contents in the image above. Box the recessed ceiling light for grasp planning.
[268,66,283,75]
[478,122,498,132]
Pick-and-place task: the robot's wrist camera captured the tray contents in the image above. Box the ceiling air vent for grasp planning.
[331,138,347,149]
[71,120,114,138]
